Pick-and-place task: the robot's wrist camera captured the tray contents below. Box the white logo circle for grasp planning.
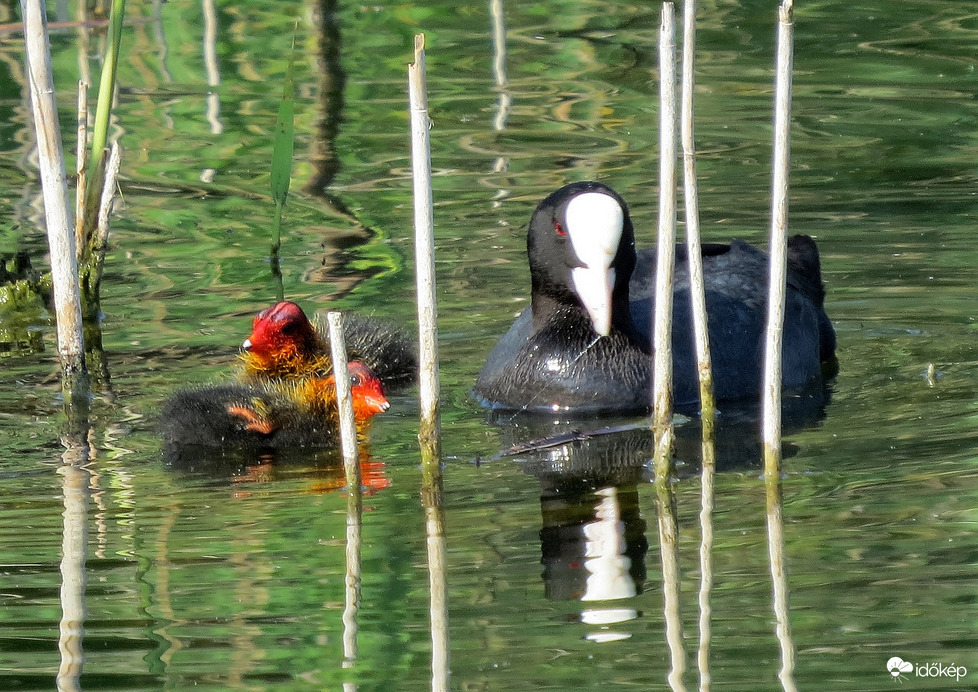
[887,657,913,678]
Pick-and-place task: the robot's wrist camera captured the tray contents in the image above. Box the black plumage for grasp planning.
[474,181,836,414]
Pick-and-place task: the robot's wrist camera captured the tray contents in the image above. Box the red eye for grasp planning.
[554,221,566,237]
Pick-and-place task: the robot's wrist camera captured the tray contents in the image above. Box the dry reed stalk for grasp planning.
[74,81,87,258]
[652,2,678,474]
[408,33,441,456]
[20,0,85,375]
[326,311,360,479]
[762,0,794,473]
[764,4,799,692]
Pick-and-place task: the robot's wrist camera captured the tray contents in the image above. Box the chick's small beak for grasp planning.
[242,338,253,351]
[363,395,391,415]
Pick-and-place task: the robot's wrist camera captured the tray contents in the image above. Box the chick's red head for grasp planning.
[347,362,390,420]
[242,301,317,360]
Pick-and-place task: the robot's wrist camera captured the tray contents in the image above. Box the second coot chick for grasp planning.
[240,301,417,389]
[161,362,389,450]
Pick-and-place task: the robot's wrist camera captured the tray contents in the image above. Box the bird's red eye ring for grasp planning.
[554,221,566,237]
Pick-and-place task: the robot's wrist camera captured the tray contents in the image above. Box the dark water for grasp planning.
[2,0,977,690]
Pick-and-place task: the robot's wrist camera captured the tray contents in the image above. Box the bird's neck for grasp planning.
[530,290,640,344]
[240,347,331,379]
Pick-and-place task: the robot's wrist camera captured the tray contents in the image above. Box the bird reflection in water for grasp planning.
[498,420,653,638]
[542,481,647,641]
[488,389,831,638]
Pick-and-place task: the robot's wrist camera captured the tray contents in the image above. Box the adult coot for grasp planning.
[241,301,417,389]
[474,181,836,414]
[161,362,389,450]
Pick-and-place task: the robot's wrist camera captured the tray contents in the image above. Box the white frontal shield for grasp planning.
[566,192,624,337]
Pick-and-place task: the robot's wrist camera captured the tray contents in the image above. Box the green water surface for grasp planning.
[1,0,977,690]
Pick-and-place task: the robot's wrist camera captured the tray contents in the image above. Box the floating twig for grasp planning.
[474,422,647,465]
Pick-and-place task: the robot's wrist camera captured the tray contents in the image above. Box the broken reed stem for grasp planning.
[326,312,361,483]
[408,33,441,458]
[92,141,120,281]
[20,0,85,376]
[652,2,677,475]
[74,80,88,259]
[762,0,794,475]
[95,142,121,251]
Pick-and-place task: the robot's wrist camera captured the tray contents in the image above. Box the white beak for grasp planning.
[565,192,624,337]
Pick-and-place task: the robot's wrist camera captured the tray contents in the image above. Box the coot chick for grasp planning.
[240,301,417,389]
[474,181,836,414]
[161,362,389,450]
